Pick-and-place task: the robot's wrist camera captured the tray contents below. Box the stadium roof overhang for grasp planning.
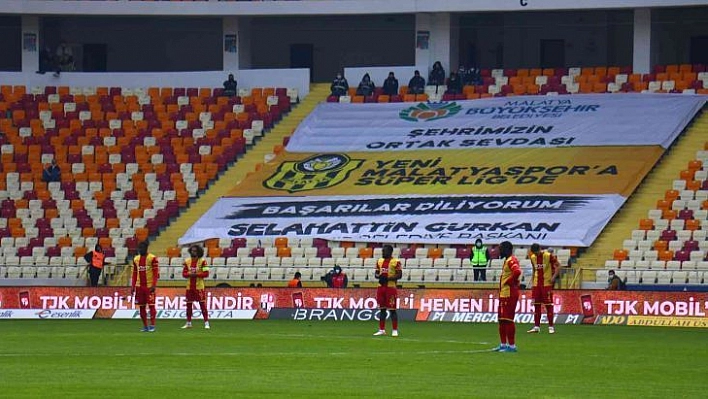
[0,0,706,17]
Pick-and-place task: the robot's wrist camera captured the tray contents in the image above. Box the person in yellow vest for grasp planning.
[131,241,159,332]
[470,239,491,281]
[83,244,109,287]
[181,244,210,330]
[373,244,403,337]
[527,243,560,334]
[287,272,303,288]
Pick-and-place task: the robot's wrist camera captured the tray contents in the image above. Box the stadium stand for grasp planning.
[0,83,294,282]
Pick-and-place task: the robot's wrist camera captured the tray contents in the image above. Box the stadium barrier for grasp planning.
[0,286,706,328]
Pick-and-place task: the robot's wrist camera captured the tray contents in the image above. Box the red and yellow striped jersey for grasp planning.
[182,257,209,290]
[499,256,521,298]
[530,251,559,287]
[132,253,159,288]
[376,257,402,288]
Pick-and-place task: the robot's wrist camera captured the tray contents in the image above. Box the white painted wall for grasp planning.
[0,69,311,98]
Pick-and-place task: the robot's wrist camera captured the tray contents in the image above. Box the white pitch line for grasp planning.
[0,348,496,358]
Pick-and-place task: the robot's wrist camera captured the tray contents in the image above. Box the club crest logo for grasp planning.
[263,153,364,193]
[399,102,462,122]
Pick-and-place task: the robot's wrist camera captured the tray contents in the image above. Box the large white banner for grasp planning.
[179,194,625,247]
[286,94,705,152]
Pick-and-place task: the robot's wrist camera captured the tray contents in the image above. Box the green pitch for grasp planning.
[0,320,705,398]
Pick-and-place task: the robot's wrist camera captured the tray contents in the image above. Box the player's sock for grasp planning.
[534,304,542,327]
[186,302,193,322]
[498,322,506,344]
[139,306,147,327]
[378,309,387,331]
[546,304,554,327]
[149,305,157,326]
[390,310,398,330]
[507,322,516,346]
[199,301,209,322]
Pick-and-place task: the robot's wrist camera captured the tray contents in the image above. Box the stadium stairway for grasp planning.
[574,108,708,286]
[111,83,331,285]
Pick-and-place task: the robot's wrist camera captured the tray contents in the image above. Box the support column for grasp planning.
[21,15,40,73]
[633,8,652,74]
[415,13,453,79]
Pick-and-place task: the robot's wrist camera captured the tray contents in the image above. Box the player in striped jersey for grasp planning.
[181,245,211,330]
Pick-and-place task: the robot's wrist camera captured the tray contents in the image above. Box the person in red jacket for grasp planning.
[181,244,210,330]
[493,241,521,352]
[330,265,348,288]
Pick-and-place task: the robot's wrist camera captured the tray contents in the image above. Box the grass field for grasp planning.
[0,320,705,398]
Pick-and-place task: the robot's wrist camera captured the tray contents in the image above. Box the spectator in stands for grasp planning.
[83,244,109,287]
[470,238,491,281]
[356,73,375,97]
[457,64,472,86]
[408,70,426,95]
[288,271,303,288]
[56,41,75,73]
[428,61,446,87]
[607,270,622,290]
[382,71,399,96]
[446,72,462,95]
[223,73,238,97]
[42,159,61,183]
[330,72,349,97]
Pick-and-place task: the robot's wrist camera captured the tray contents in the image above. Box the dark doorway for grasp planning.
[290,43,313,82]
[466,43,477,67]
[690,36,708,65]
[540,39,565,68]
[83,43,107,72]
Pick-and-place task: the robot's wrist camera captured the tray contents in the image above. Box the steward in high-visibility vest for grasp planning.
[470,239,490,282]
[83,244,109,287]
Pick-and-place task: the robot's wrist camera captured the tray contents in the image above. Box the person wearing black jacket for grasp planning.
[408,70,426,94]
[356,73,375,96]
[382,72,399,96]
[428,61,446,86]
[330,72,349,96]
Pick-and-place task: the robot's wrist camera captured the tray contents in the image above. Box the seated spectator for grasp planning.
[457,64,473,86]
[607,270,622,290]
[382,72,399,96]
[42,159,61,183]
[408,70,426,94]
[446,72,462,95]
[468,66,482,85]
[356,73,375,97]
[428,61,446,87]
[223,73,238,97]
[330,72,349,97]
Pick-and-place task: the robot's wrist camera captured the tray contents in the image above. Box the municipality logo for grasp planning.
[399,102,462,122]
[263,153,364,193]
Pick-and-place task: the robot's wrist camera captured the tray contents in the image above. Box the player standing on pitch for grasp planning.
[181,244,211,330]
[527,243,560,334]
[131,241,159,332]
[493,241,521,352]
[373,244,403,337]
